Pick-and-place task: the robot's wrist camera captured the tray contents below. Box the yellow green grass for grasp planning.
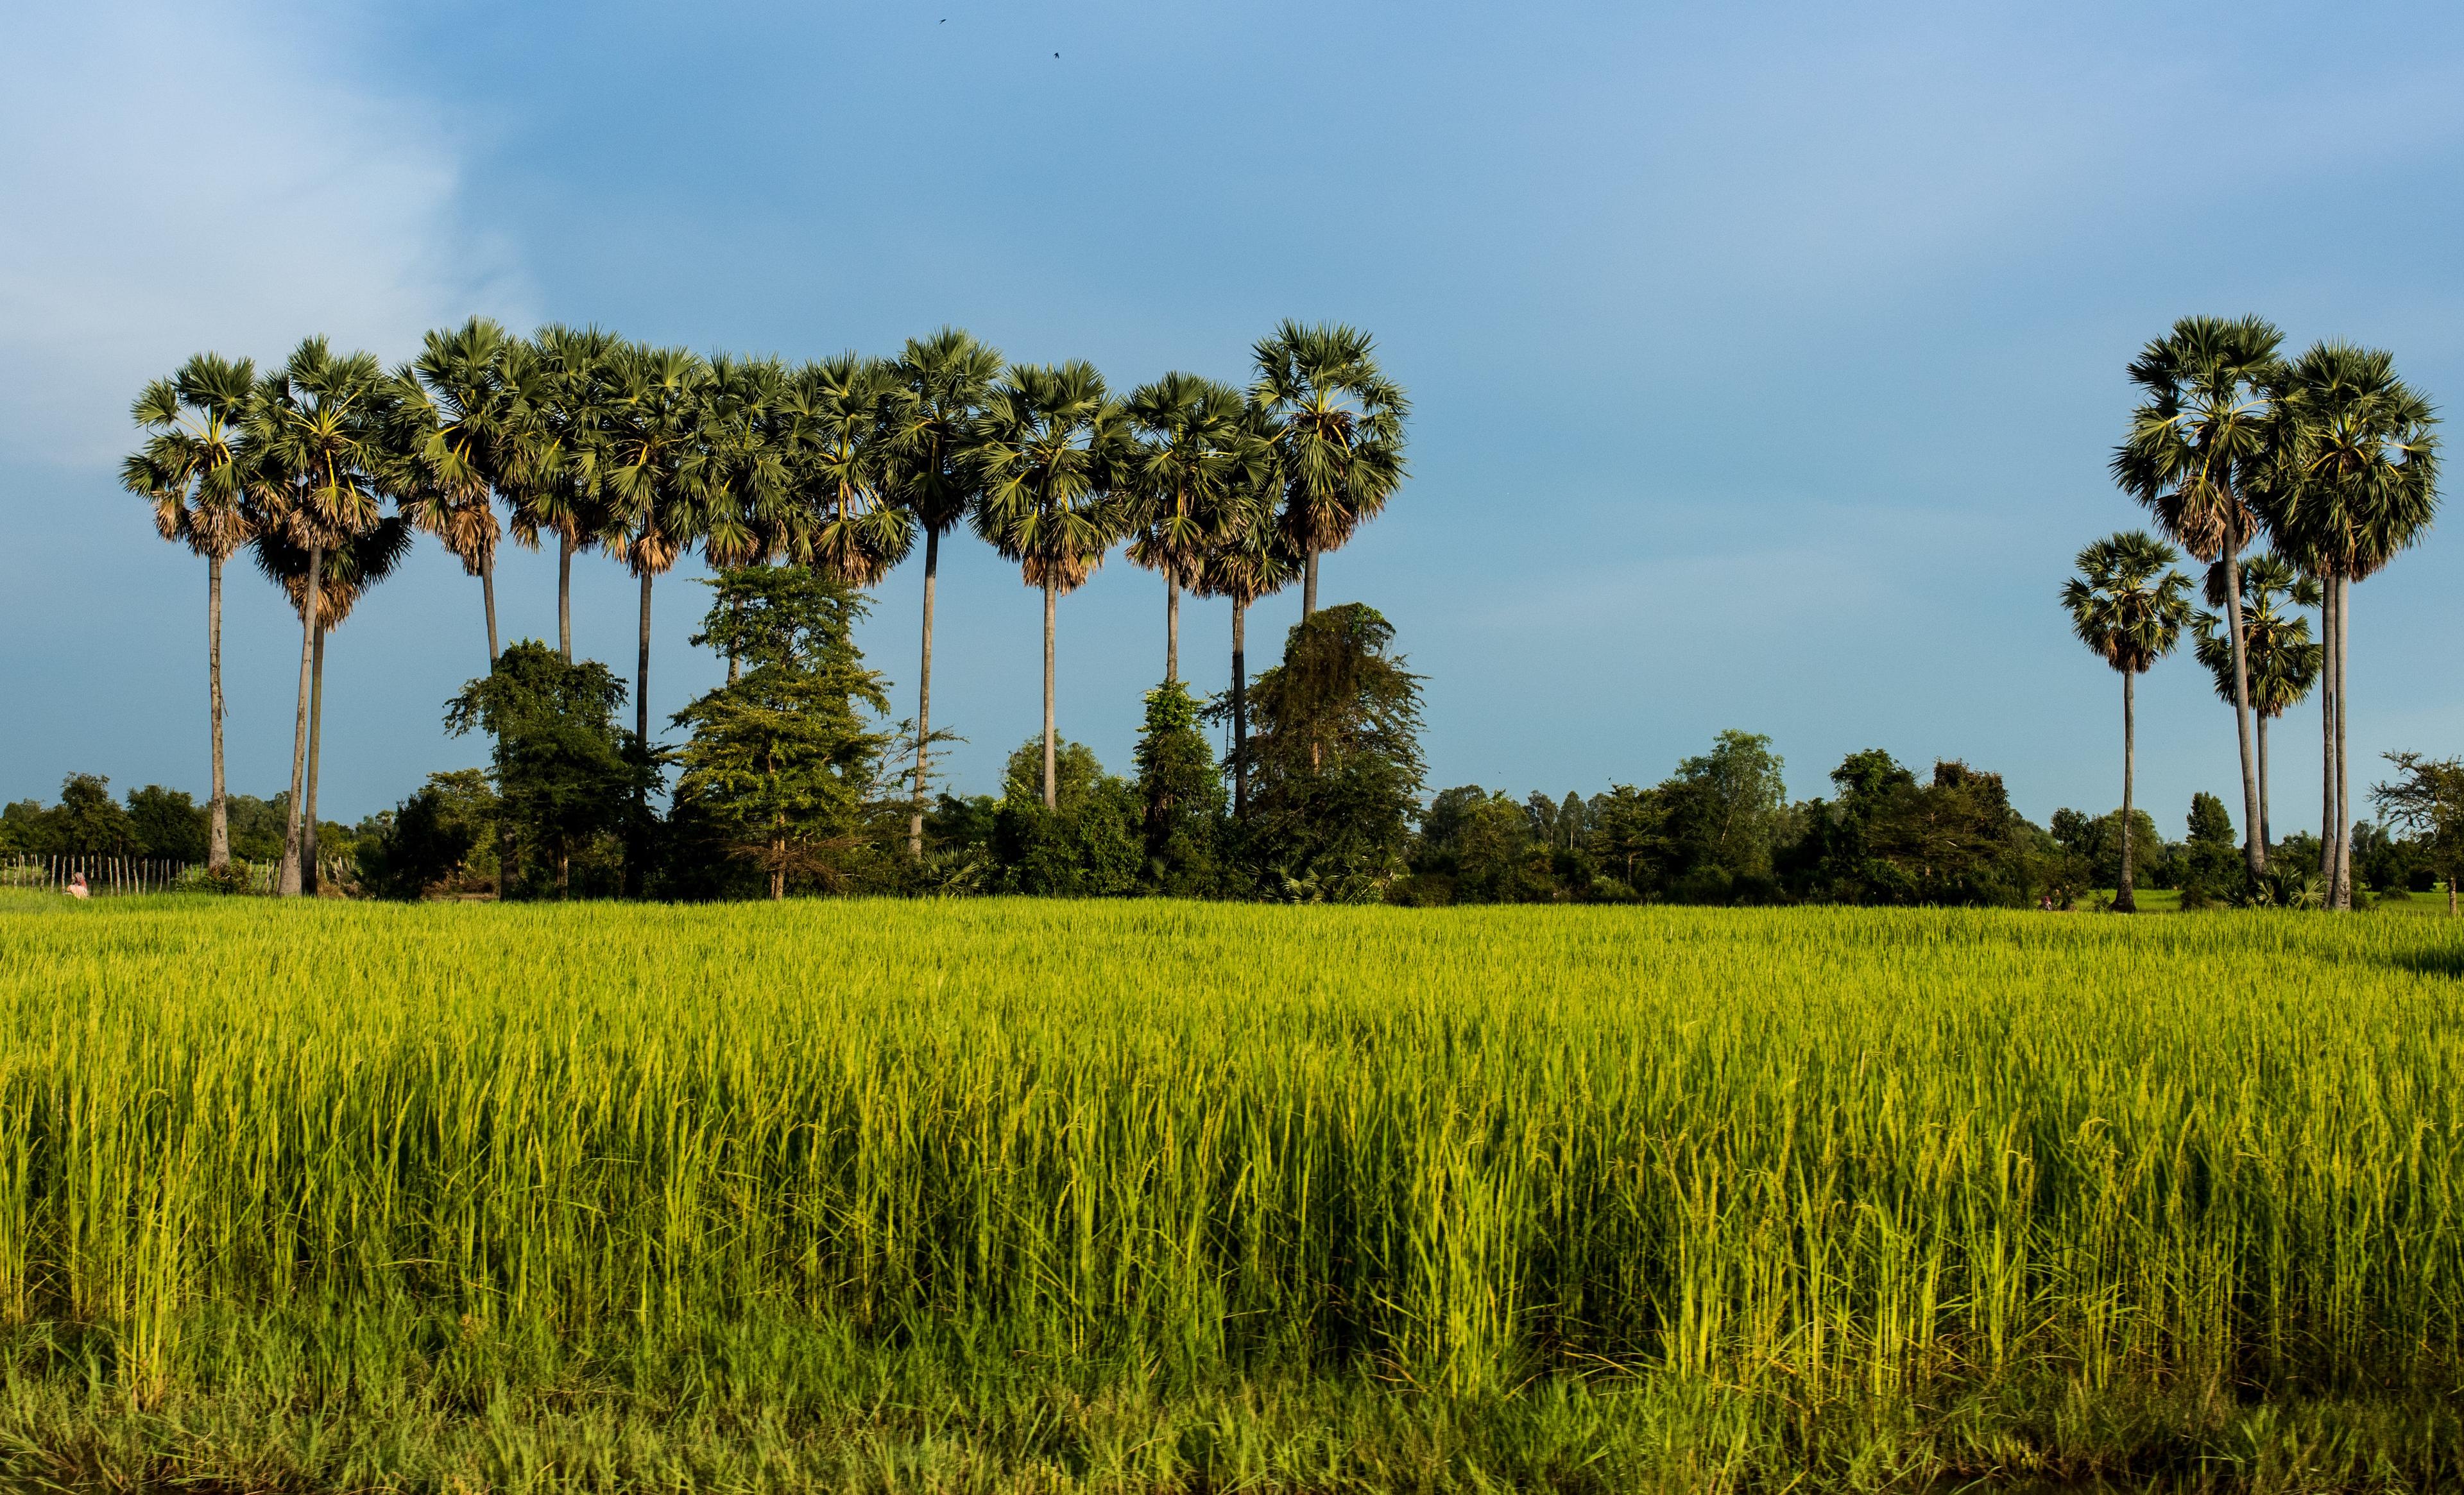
[1,896,2461,1491]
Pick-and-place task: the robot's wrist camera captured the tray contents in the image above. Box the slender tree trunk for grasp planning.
[277,547,323,898]
[2221,543,2264,877]
[1231,599,1249,819]
[2116,670,2138,914]
[909,527,938,858]
[1167,577,1180,684]
[206,554,229,869]
[482,551,500,663]
[558,529,574,662]
[1042,578,1057,811]
[2318,584,2338,885]
[771,821,785,901]
[1301,543,1319,619]
[2257,713,2272,852]
[2335,576,2354,908]
[636,569,653,748]
[303,626,325,896]
[629,568,653,900]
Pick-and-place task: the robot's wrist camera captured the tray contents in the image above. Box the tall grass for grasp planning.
[0,896,2460,1491]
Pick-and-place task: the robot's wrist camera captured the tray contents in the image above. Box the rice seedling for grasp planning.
[0,894,2459,1491]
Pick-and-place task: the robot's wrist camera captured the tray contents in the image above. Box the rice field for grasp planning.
[1,894,2461,1492]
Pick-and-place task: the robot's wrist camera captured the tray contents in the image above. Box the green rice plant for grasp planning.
[0,896,2460,1490]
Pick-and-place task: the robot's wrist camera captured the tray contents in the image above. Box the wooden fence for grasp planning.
[3,855,355,896]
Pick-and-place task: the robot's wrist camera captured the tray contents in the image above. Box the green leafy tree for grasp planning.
[125,785,209,864]
[1240,604,1425,900]
[1659,730,1789,901]
[968,362,1134,809]
[991,739,1141,896]
[446,642,648,899]
[2252,343,2442,908]
[880,329,1004,859]
[356,771,497,899]
[123,352,255,867]
[47,775,141,857]
[2062,531,2191,912]
[2374,752,2464,916]
[2178,791,2239,903]
[669,567,891,899]
[1132,679,1228,896]
[1586,784,1672,895]
[1251,321,1408,617]
[2113,315,2283,879]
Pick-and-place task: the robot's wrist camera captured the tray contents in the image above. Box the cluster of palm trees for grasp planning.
[2067,316,2440,910]
[124,320,1408,894]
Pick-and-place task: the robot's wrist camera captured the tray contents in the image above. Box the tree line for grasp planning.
[2066,316,2443,911]
[121,320,1405,896]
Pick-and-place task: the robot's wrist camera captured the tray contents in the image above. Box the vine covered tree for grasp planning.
[1241,603,1426,900]
[2062,530,2191,913]
[123,353,255,868]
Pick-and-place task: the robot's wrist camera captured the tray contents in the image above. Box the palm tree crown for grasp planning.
[968,361,1133,592]
[2063,531,2191,676]
[1251,320,1407,616]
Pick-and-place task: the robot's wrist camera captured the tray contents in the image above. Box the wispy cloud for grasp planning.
[0,1,531,468]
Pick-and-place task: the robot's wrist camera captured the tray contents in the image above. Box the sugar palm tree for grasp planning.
[2191,552,2321,848]
[239,337,393,896]
[2063,531,2191,913]
[790,353,911,588]
[402,316,517,662]
[1125,372,1254,683]
[687,355,796,685]
[2112,314,2282,881]
[2252,343,2441,907]
[123,353,255,869]
[504,325,619,662]
[248,518,414,892]
[1251,321,1407,618]
[601,343,713,751]
[881,329,1003,856]
[1188,404,1297,819]
[968,361,1133,810]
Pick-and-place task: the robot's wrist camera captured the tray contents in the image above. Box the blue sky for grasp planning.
[4,1,2460,833]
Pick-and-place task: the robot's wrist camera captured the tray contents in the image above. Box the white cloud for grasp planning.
[0,1,531,468]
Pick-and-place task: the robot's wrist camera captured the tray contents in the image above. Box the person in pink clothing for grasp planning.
[65,873,89,900]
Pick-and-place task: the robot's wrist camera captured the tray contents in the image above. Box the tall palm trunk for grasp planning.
[304,627,326,896]
[2116,670,2138,914]
[2319,579,2338,884]
[1301,544,1319,619]
[909,527,939,858]
[1041,578,1057,812]
[2220,542,2264,876]
[636,570,653,747]
[481,552,500,662]
[2335,576,2354,909]
[2256,712,2272,851]
[1166,577,1180,683]
[206,554,230,869]
[1231,599,1249,819]
[558,529,574,662]
[277,545,323,897]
